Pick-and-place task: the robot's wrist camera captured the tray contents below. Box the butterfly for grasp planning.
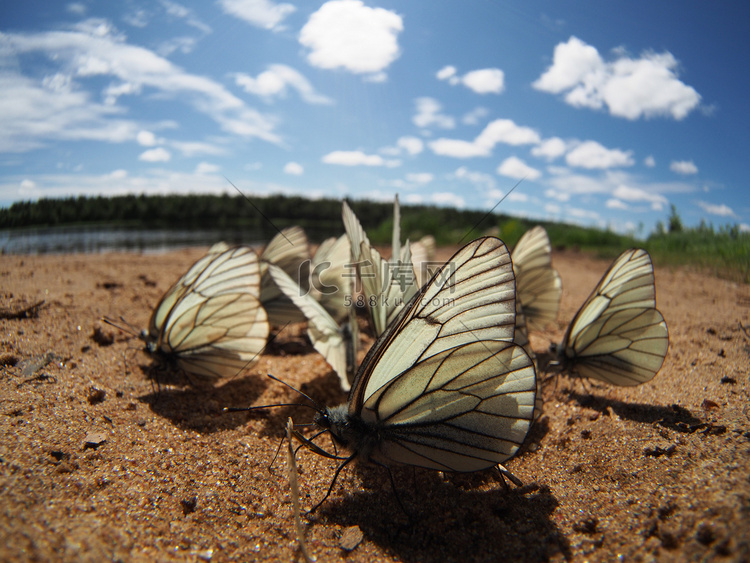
[411,234,437,288]
[511,226,562,332]
[140,245,269,383]
[268,261,356,391]
[307,233,352,325]
[259,226,312,326]
[342,196,419,337]
[554,248,669,385]
[288,237,537,509]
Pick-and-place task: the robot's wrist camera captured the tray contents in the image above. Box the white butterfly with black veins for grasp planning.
[291,237,537,508]
[554,248,669,385]
[343,196,419,337]
[511,226,562,332]
[141,245,269,383]
[268,262,356,391]
[260,226,311,326]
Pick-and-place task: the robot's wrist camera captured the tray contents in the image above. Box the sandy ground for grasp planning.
[1,246,748,562]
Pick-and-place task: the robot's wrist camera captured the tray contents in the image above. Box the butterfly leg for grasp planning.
[307,452,357,514]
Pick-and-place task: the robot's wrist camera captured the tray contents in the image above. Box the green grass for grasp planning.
[645,229,750,284]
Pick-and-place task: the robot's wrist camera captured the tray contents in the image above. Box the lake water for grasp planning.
[0,226,260,255]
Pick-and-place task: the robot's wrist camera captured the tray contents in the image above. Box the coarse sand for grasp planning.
[1,247,748,562]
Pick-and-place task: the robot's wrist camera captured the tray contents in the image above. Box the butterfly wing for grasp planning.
[342,200,419,336]
[342,237,535,471]
[561,307,669,385]
[513,300,543,421]
[310,234,352,324]
[350,236,518,411]
[559,248,669,385]
[260,226,311,325]
[364,340,536,471]
[411,235,437,288]
[148,245,263,337]
[147,246,269,382]
[511,226,562,332]
[268,264,351,391]
[165,292,269,381]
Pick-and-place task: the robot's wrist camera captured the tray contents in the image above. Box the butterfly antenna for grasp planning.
[101,316,140,338]
[458,177,524,245]
[266,373,327,413]
[224,176,291,244]
[225,322,292,384]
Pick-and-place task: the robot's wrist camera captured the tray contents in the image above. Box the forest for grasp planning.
[1,194,747,282]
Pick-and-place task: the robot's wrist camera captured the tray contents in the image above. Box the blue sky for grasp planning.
[1,0,748,236]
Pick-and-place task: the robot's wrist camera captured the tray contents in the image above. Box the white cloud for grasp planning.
[157,37,200,56]
[565,140,634,169]
[431,192,465,208]
[507,191,528,203]
[429,118,540,158]
[453,166,497,191]
[670,159,698,175]
[195,162,220,174]
[67,3,86,15]
[218,0,296,31]
[644,155,656,168]
[545,203,561,215]
[0,72,138,152]
[531,137,567,160]
[606,198,629,210]
[107,169,128,180]
[322,150,399,167]
[567,206,601,221]
[461,68,505,94]
[413,97,455,129]
[299,0,403,76]
[436,66,457,81]
[533,36,701,120]
[234,65,333,104]
[545,169,695,209]
[284,161,304,175]
[169,140,226,157]
[139,147,171,162]
[406,172,433,185]
[397,136,424,155]
[740,224,750,233]
[137,130,157,146]
[612,184,668,210]
[438,66,505,94]
[429,138,487,158]
[0,21,282,150]
[461,107,489,125]
[697,200,736,217]
[161,1,212,34]
[475,119,541,148]
[544,188,570,202]
[497,156,542,180]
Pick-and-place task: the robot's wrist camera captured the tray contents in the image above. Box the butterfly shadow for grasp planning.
[314,466,570,563]
[567,391,705,432]
[137,374,270,433]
